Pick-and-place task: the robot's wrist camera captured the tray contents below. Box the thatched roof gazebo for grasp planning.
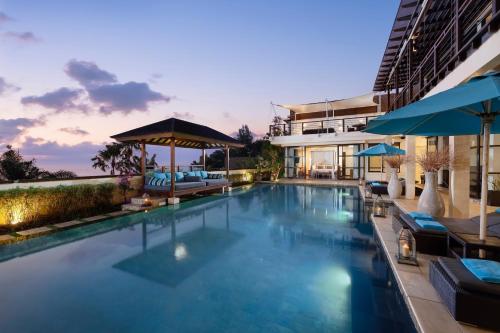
[111,118,243,200]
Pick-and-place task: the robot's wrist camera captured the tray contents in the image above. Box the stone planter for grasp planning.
[418,171,445,217]
[387,168,402,199]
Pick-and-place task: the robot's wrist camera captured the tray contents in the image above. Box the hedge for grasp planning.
[0,183,117,232]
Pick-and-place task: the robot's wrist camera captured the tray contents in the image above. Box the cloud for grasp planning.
[88,81,170,114]
[3,31,40,42]
[59,127,89,136]
[19,137,103,175]
[64,59,117,88]
[21,59,170,115]
[0,77,20,95]
[0,118,44,144]
[21,87,87,113]
[0,12,13,25]
[172,111,193,119]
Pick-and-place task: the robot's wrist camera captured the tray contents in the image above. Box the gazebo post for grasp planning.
[225,145,230,179]
[140,141,146,177]
[169,139,178,204]
[202,148,206,170]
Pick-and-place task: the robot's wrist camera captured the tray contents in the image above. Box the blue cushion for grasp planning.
[371,182,382,186]
[175,172,184,181]
[415,219,448,231]
[147,177,167,186]
[408,211,434,220]
[194,170,202,177]
[461,259,500,284]
[165,172,171,180]
[200,171,208,179]
[496,208,500,214]
[186,171,196,177]
[153,172,167,179]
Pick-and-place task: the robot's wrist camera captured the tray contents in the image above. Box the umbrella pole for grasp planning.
[479,119,491,243]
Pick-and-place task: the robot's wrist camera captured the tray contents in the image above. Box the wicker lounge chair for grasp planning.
[429,257,500,331]
[394,213,448,255]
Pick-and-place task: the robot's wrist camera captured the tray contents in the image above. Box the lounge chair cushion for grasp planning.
[184,175,203,182]
[201,171,208,179]
[496,208,500,214]
[408,211,434,220]
[438,257,500,296]
[186,171,196,177]
[415,219,448,231]
[400,214,447,235]
[461,259,500,284]
[175,181,206,190]
[175,172,184,181]
[194,171,202,177]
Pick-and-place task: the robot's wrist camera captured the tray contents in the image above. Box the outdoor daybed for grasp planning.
[429,257,500,331]
[144,171,230,195]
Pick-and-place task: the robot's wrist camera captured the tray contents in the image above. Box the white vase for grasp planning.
[387,168,402,199]
[418,171,445,217]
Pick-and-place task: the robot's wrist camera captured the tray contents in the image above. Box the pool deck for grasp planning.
[366,189,497,333]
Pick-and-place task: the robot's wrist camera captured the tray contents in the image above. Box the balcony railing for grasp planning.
[269,116,378,137]
[388,0,500,110]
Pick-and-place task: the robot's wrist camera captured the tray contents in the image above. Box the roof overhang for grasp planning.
[279,93,377,114]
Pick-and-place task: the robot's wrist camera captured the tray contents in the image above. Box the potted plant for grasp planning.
[118,174,132,203]
[255,156,269,182]
[416,149,451,217]
[488,176,500,206]
[385,155,406,199]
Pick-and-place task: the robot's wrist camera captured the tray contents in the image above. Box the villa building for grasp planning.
[271,0,500,209]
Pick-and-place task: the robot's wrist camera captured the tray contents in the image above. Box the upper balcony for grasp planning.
[269,114,380,137]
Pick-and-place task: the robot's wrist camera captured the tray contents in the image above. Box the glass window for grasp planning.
[368,142,400,172]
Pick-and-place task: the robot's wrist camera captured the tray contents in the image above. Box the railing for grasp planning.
[269,116,379,137]
[388,0,499,110]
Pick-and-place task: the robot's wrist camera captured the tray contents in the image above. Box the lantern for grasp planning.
[373,195,386,217]
[364,185,373,199]
[142,192,152,207]
[396,228,418,265]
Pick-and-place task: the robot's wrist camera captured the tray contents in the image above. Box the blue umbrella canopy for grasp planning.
[355,143,406,156]
[365,71,500,242]
[365,72,500,136]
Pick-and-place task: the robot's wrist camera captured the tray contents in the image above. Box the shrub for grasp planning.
[0,183,117,232]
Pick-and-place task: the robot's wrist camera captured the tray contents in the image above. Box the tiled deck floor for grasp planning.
[371,190,497,333]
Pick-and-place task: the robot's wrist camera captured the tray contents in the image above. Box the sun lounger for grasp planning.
[429,257,500,331]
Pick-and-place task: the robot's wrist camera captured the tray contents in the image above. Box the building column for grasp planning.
[140,141,146,177]
[284,147,289,178]
[437,137,444,185]
[169,140,176,199]
[405,136,416,199]
[201,148,206,170]
[448,135,471,218]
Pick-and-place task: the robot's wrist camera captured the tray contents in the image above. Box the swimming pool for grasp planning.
[0,184,416,333]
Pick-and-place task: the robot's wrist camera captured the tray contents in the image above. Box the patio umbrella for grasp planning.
[355,143,406,181]
[365,71,500,240]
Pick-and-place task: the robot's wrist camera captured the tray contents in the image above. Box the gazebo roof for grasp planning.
[111,118,244,149]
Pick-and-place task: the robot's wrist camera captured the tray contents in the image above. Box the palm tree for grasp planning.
[91,143,124,175]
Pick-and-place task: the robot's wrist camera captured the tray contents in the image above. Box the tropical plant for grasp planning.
[416,148,451,172]
[91,142,124,175]
[260,142,283,181]
[0,183,116,231]
[385,155,406,169]
[92,142,156,175]
[117,174,132,202]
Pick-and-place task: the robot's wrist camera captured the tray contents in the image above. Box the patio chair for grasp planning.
[429,257,500,331]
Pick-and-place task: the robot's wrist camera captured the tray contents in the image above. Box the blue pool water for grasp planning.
[0,184,416,333]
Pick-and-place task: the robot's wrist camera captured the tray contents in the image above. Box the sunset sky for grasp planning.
[0,0,398,175]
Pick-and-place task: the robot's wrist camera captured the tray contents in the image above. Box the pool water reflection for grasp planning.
[0,184,415,333]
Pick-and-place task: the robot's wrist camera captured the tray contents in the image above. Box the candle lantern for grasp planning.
[373,195,386,217]
[396,228,418,265]
[142,192,152,207]
[364,185,373,199]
